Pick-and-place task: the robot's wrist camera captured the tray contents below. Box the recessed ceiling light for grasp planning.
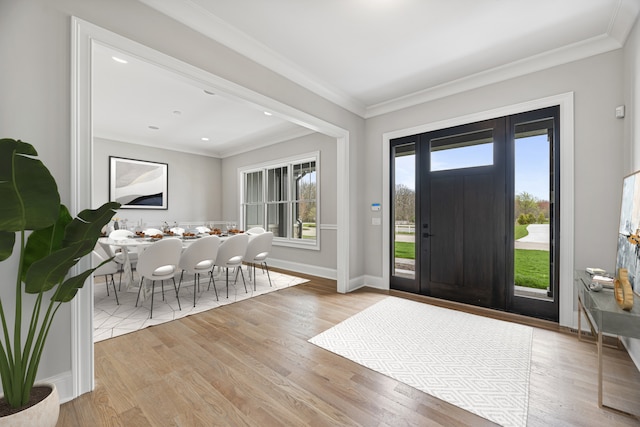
[264,111,272,116]
[203,90,215,95]
[173,110,182,115]
[112,56,128,64]
[201,137,210,141]
[148,125,159,130]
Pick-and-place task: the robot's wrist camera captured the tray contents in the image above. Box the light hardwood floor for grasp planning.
[59,273,640,426]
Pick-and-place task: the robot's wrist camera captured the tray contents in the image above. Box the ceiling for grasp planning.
[92,43,313,158]
[94,0,639,157]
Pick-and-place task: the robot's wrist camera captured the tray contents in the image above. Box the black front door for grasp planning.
[419,119,507,308]
[390,107,560,321]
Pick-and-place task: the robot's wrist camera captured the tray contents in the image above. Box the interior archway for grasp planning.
[71,17,350,398]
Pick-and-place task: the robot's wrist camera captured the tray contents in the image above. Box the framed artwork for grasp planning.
[109,156,168,209]
[616,170,640,292]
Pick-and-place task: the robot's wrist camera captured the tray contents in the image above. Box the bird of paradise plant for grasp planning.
[0,138,119,410]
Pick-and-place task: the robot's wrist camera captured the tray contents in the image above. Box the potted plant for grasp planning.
[0,138,120,423]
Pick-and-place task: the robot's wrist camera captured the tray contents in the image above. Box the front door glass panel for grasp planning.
[392,144,416,280]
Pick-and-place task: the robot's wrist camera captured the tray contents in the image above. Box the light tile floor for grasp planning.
[94,266,308,342]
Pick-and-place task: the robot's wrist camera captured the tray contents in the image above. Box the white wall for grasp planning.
[0,0,364,402]
[2,0,637,403]
[93,137,222,225]
[222,132,338,275]
[622,14,640,369]
[0,0,75,387]
[365,51,625,281]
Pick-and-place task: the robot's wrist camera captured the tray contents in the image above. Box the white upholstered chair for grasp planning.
[243,231,273,290]
[170,227,185,236]
[92,249,119,305]
[246,227,266,235]
[178,235,221,306]
[109,229,134,240]
[98,240,138,290]
[211,233,249,298]
[143,228,164,236]
[135,238,183,318]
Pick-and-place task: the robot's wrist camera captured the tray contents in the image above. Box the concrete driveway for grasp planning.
[515,224,549,251]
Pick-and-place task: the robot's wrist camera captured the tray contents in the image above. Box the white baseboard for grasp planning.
[621,337,640,372]
[43,370,75,404]
[268,258,337,280]
[347,275,387,292]
[267,262,387,294]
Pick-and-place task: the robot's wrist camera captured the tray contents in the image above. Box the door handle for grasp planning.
[423,232,434,238]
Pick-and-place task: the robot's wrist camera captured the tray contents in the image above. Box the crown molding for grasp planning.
[219,126,316,158]
[142,0,639,120]
[364,32,624,118]
[140,0,367,117]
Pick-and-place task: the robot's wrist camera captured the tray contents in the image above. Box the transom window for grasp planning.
[241,153,319,249]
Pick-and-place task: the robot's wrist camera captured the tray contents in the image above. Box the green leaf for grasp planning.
[22,203,119,284]
[24,241,92,294]
[0,231,15,261]
[0,139,60,232]
[52,254,115,303]
[53,269,96,303]
[23,202,119,293]
[63,202,120,250]
[22,206,72,282]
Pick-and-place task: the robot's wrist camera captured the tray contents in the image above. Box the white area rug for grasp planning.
[94,268,308,342]
[309,297,532,427]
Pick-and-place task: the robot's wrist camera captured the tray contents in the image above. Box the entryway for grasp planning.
[389,106,560,322]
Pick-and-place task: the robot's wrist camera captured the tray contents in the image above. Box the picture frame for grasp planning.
[616,169,640,292]
[109,156,168,209]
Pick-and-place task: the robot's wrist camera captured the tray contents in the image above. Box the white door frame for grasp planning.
[70,17,350,398]
[381,92,575,327]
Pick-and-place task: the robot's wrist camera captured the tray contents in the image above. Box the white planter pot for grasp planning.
[0,383,59,427]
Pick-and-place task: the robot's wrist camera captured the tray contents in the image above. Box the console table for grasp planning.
[574,270,640,416]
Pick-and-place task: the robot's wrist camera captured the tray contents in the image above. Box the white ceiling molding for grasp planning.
[141,0,638,120]
[365,33,623,118]
[608,0,640,44]
[139,0,367,117]
[219,125,315,158]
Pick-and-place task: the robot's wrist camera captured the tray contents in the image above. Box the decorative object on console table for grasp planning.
[575,270,640,416]
[590,274,613,291]
[109,156,168,210]
[614,268,634,310]
[0,138,119,421]
[616,169,640,293]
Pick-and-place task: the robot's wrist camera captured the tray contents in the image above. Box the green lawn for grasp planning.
[514,249,549,289]
[394,224,549,289]
[394,241,415,259]
[514,224,529,240]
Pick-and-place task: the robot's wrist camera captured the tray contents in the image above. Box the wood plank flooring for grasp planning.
[58,273,640,426]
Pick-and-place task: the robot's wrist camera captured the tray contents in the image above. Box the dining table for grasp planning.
[97,234,232,300]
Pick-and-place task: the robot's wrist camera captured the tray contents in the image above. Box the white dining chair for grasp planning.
[243,232,273,290]
[211,233,249,298]
[109,229,134,240]
[170,227,185,236]
[92,249,119,305]
[246,227,266,235]
[108,229,138,271]
[143,228,164,236]
[98,240,138,290]
[177,235,221,306]
[135,238,183,318]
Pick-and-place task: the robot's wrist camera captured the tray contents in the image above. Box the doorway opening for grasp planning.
[390,106,560,321]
